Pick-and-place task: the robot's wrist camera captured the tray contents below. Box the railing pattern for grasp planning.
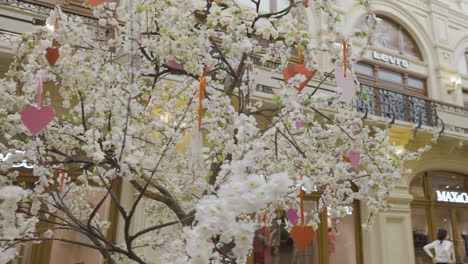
[356,84,438,127]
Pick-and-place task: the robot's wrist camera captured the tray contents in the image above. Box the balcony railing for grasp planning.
[255,82,468,135]
[356,84,438,127]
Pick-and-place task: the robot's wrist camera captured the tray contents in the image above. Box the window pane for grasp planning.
[48,187,111,264]
[455,209,468,263]
[408,77,425,89]
[236,0,270,12]
[355,63,373,76]
[329,208,357,264]
[378,69,403,83]
[410,175,426,200]
[432,207,456,262]
[463,91,468,107]
[253,201,319,264]
[411,207,432,264]
[432,174,468,202]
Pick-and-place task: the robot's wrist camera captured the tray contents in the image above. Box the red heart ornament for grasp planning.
[45,47,59,66]
[290,225,315,250]
[283,63,316,92]
[21,106,55,136]
[89,0,109,7]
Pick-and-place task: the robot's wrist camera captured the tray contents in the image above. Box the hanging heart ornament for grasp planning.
[21,106,55,136]
[283,63,316,92]
[290,225,315,250]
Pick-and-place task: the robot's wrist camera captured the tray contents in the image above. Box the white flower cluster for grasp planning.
[0,186,37,263]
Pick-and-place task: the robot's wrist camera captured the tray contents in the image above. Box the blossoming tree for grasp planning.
[0,0,434,263]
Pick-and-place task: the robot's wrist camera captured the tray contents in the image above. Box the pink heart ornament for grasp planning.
[286,209,300,226]
[21,106,55,136]
[349,150,360,169]
[334,66,356,104]
[295,121,305,129]
[167,60,181,69]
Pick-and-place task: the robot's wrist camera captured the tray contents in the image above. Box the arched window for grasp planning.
[370,16,423,60]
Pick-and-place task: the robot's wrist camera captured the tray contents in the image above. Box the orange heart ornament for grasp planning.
[283,63,316,92]
[290,225,315,250]
[89,0,109,7]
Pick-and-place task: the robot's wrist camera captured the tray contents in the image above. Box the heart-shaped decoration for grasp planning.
[21,106,55,136]
[349,150,361,169]
[343,155,350,163]
[45,47,59,66]
[167,60,181,69]
[295,121,305,129]
[286,209,300,226]
[334,65,356,104]
[283,63,316,92]
[89,0,109,7]
[290,225,315,250]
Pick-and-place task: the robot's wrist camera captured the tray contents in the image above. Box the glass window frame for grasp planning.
[248,195,364,264]
[6,170,121,264]
[410,172,468,264]
[355,62,427,97]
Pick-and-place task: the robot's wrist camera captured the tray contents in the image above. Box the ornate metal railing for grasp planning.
[356,84,439,127]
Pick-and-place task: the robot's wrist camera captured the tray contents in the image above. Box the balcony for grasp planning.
[255,82,468,136]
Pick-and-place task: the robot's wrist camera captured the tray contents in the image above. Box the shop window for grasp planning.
[328,208,357,264]
[252,201,320,264]
[250,200,362,264]
[431,173,468,199]
[410,172,468,264]
[411,207,431,264]
[409,174,426,200]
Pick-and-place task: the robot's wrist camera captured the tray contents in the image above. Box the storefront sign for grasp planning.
[373,51,409,68]
[0,151,34,169]
[436,190,468,204]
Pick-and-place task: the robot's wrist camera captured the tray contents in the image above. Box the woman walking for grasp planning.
[423,229,455,264]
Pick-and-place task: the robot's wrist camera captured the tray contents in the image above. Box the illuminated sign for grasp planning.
[0,151,34,169]
[436,190,468,204]
[373,51,409,68]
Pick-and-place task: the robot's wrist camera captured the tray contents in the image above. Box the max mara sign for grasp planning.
[373,51,410,68]
[436,190,468,204]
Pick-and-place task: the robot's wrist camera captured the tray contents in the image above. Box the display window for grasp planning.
[410,172,468,264]
[249,198,362,264]
[6,169,118,264]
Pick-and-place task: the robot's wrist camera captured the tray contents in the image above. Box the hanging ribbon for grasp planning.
[20,59,55,136]
[198,67,210,130]
[46,18,60,66]
[299,175,305,226]
[290,175,315,250]
[342,36,347,77]
[53,168,66,193]
[36,60,45,108]
[298,49,304,65]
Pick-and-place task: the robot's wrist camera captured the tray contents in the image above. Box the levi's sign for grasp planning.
[373,51,409,68]
[436,190,468,204]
